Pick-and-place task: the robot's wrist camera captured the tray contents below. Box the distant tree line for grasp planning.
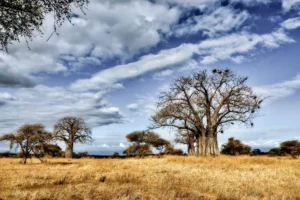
[219,137,300,158]
[0,116,92,164]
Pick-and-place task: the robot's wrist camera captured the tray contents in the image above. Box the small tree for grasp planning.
[221,137,251,155]
[53,116,92,158]
[124,131,169,158]
[0,124,52,164]
[280,140,299,155]
[151,138,170,157]
[34,144,62,157]
[268,148,282,156]
[164,145,183,155]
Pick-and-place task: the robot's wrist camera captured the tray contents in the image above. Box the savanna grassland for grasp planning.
[0,156,299,200]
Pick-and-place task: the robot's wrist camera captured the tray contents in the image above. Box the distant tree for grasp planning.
[268,148,282,156]
[0,0,89,51]
[164,145,183,155]
[151,138,170,157]
[34,144,62,157]
[175,129,196,155]
[280,140,299,155]
[53,116,92,158]
[125,144,152,158]
[250,149,262,156]
[76,151,88,158]
[151,69,264,157]
[221,137,251,155]
[113,152,120,157]
[0,124,52,164]
[124,131,169,158]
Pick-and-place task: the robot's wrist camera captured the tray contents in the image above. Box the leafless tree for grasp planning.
[0,124,52,164]
[53,116,92,158]
[151,69,264,156]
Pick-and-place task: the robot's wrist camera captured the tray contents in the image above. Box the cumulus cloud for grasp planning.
[0,0,180,85]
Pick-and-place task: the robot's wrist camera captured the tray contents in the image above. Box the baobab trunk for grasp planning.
[65,144,73,158]
[204,135,219,156]
[188,139,195,156]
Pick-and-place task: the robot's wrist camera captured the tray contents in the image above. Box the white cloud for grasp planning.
[254,74,300,102]
[158,0,219,9]
[153,69,174,80]
[70,29,294,92]
[175,7,250,37]
[282,0,300,11]
[231,0,271,6]
[119,143,126,148]
[281,17,300,30]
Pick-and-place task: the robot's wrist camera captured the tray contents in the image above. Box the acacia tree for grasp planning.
[124,131,169,158]
[151,69,264,157]
[0,0,89,51]
[53,116,92,158]
[0,124,52,164]
[221,137,251,155]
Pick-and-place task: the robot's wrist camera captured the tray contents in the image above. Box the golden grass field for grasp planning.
[0,156,299,200]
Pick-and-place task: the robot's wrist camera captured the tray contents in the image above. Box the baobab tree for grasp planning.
[53,116,92,158]
[0,0,89,51]
[0,124,52,164]
[151,69,264,156]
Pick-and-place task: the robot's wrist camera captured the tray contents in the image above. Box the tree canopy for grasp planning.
[151,69,264,156]
[0,0,89,51]
[221,137,251,155]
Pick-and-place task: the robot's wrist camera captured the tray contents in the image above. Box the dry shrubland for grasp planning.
[0,156,299,200]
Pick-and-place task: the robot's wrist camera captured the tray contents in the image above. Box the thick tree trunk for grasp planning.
[204,136,219,156]
[195,135,200,157]
[65,144,73,158]
[188,139,195,156]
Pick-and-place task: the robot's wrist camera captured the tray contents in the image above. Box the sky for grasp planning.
[1,0,300,155]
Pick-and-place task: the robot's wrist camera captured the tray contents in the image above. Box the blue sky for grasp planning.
[1,0,300,154]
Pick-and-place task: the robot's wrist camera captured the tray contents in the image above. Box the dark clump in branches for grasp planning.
[0,0,89,51]
[151,68,264,157]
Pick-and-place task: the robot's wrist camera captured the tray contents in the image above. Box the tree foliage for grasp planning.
[0,0,89,51]
[124,131,170,158]
[151,69,264,156]
[34,143,62,157]
[53,116,92,158]
[0,124,52,164]
[221,137,251,155]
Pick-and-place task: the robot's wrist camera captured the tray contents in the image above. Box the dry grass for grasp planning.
[0,156,299,200]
